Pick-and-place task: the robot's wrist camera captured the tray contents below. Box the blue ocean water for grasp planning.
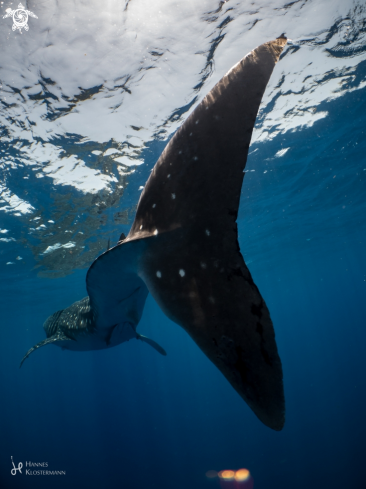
[1,2,366,489]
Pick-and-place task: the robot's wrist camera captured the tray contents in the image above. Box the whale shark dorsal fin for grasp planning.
[19,332,73,368]
[136,333,167,356]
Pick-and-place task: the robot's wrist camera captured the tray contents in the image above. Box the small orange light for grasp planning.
[235,468,250,481]
[219,470,235,480]
[206,470,218,479]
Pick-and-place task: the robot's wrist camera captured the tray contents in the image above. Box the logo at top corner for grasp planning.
[3,3,38,33]
[11,456,23,475]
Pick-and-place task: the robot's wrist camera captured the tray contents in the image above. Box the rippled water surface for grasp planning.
[1,1,365,488]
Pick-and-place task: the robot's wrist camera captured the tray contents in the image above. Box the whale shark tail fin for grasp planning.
[20,332,73,368]
[136,333,167,356]
[127,36,287,430]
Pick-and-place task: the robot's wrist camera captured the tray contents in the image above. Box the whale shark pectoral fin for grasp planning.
[136,333,167,356]
[20,332,73,368]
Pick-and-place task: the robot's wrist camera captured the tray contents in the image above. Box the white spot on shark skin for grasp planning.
[156,271,162,278]
[189,133,192,136]
[178,150,182,154]
[195,120,199,124]
[193,156,198,161]
[48,220,55,223]
[154,229,158,235]
[0,229,8,234]
[16,256,22,260]
[138,186,144,191]
[200,262,207,269]
[167,174,171,178]
[140,225,143,230]
[171,193,176,199]
[179,269,185,277]
[6,262,14,265]
[205,229,210,236]
[152,203,156,208]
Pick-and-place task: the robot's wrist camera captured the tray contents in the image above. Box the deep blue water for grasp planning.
[1,78,366,489]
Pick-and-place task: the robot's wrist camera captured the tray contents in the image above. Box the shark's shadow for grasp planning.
[22,36,287,431]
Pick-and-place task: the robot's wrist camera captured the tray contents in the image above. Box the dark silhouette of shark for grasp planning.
[21,36,287,431]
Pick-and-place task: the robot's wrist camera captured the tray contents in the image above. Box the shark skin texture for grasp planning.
[22,36,287,431]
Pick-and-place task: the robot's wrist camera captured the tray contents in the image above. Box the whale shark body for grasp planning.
[21,36,287,430]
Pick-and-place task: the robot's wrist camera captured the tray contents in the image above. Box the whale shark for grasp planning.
[21,36,287,430]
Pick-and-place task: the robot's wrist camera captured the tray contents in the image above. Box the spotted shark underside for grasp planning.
[22,36,287,431]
